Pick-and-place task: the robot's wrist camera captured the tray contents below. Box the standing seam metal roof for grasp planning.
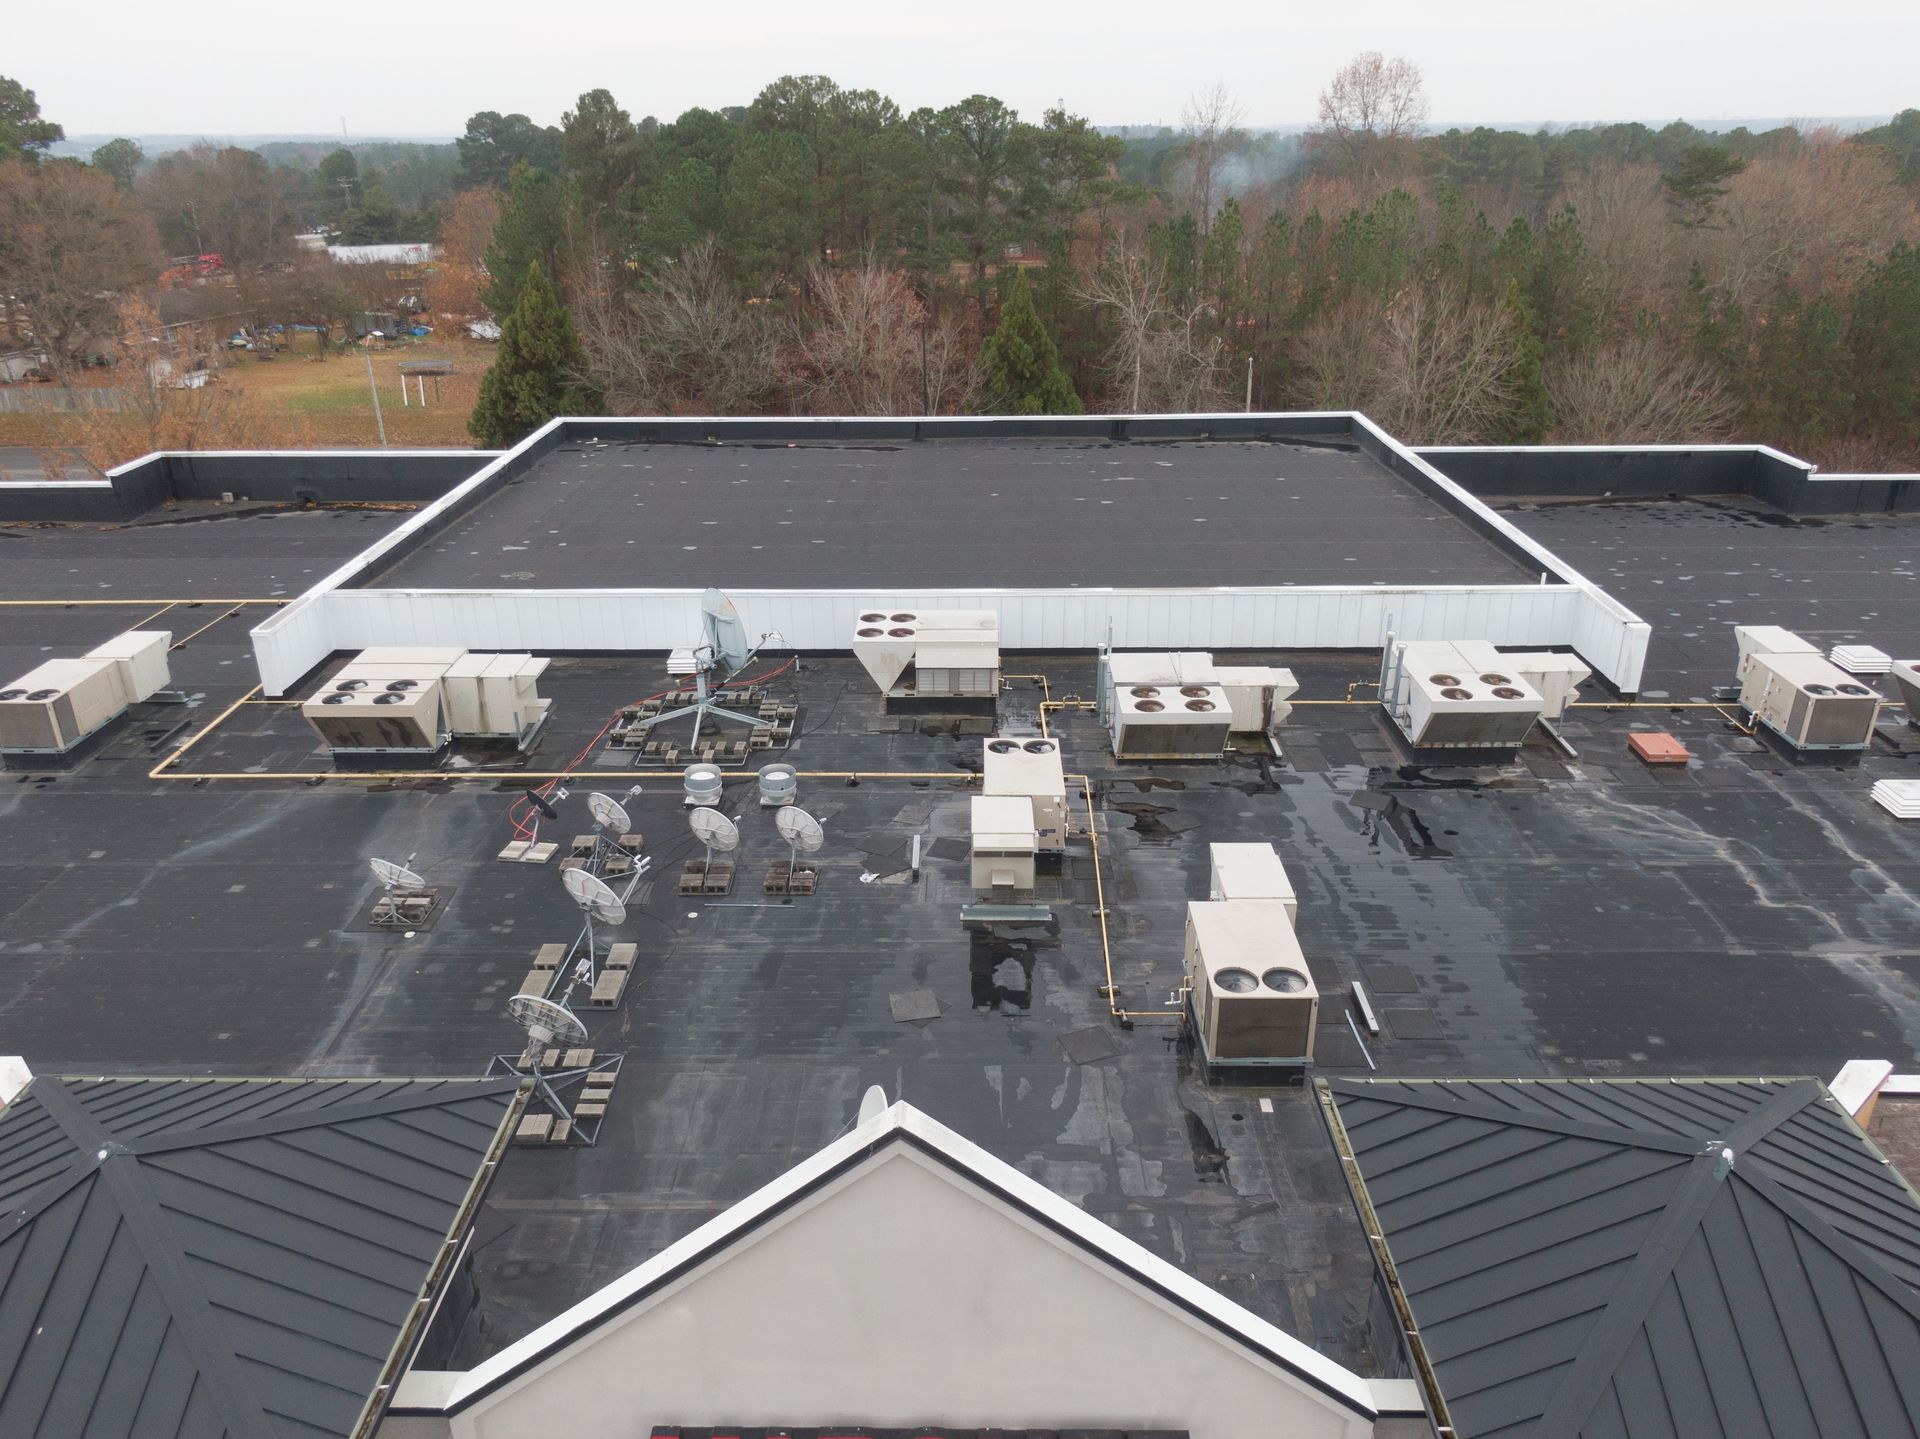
[0,1076,521,1439]
[1325,1077,1920,1439]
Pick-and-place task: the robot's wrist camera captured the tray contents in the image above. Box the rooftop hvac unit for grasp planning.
[1210,666,1299,734]
[1500,651,1591,721]
[1381,641,1546,757]
[1738,651,1880,750]
[441,653,551,742]
[0,657,129,754]
[1733,625,1819,686]
[1184,900,1317,1068]
[982,736,1067,853]
[852,608,1000,700]
[1111,682,1233,761]
[970,794,1037,893]
[1207,842,1297,925]
[350,646,469,675]
[83,630,172,704]
[1891,660,1920,725]
[301,679,446,753]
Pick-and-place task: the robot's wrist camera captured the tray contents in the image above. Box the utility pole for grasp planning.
[361,340,387,447]
[1245,355,1254,413]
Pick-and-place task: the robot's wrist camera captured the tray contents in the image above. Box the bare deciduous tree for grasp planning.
[1075,241,1231,412]
[1545,334,1735,443]
[1557,161,1674,319]
[56,296,296,469]
[1291,284,1527,443]
[790,256,976,415]
[433,186,504,319]
[573,238,779,414]
[1175,83,1244,236]
[0,158,160,376]
[1315,51,1429,181]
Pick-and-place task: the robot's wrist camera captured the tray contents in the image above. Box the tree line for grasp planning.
[7,64,1920,465]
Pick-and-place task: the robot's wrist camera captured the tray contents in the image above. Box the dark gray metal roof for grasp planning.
[1326,1077,1920,1439]
[0,1075,521,1439]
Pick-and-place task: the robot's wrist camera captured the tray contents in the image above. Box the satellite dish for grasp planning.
[774,806,824,854]
[587,791,630,836]
[701,588,752,677]
[507,992,587,1048]
[369,856,424,891]
[688,806,739,853]
[525,789,559,820]
[563,866,627,925]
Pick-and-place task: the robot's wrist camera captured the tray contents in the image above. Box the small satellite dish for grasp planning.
[688,806,739,853]
[774,806,824,854]
[563,866,627,926]
[587,791,630,836]
[369,856,424,891]
[507,993,588,1048]
[525,789,558,820]
[701,588,753,677]
[858,1084,888,1124]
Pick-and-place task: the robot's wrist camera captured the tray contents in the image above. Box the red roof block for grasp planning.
[1628,731,1691,765]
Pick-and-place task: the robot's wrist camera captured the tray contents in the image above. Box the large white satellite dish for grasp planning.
[587,791,630,837]
[774,806,824,854]
[507,992,587,1048]
[689,806,738,850]
[702,588,754,677]
[563,865,627,926]
[618,587,771,748]
[369,856,424,891]
[773,806,824,888]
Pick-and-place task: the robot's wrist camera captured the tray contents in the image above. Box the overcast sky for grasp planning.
[18,0,1920,138]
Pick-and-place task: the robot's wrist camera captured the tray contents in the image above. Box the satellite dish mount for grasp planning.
[505,992,589,1128]
[622,589,776,750]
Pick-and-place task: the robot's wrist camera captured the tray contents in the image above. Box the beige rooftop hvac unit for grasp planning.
[84,630,173,704]
[982,736,1068,853]
[302,677,446,752]
[1738,649,1880,751]
[1184,899,1318,1069]
[442,652,551,743]
[1892,660,1920,725]
[1207,842,1297,925]
[852,608,1000,702]
[1733,625,1820,685]
[1211,666,1298,735]
[1111,683,1234,761]
[970,794,1038,894]
[0,657,130,755]
[1381,640,1546,759]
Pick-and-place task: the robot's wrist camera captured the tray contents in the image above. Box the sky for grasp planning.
[16,0,1920,138]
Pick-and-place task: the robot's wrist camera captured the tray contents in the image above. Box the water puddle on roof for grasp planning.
[1183,1109,1230,1182]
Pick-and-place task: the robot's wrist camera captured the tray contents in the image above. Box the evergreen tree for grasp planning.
[975,269,1081,415]
[1498,279,1551,443]
[469,262,605,448]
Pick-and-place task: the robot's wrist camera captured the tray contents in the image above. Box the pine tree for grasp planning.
[976,269,1081,416]
[468,262,605,448]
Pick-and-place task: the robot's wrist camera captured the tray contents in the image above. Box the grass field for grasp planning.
[212,336,487,448]
[0,335,491,460]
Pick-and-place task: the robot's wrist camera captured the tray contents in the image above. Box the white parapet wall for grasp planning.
[251,581,1649,697]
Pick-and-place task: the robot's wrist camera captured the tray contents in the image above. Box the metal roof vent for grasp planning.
[1440,687,1473,700]
[1263,967,1308,993]
[887,626,914,637]
[1430,673,1462,686]
[321,693,352,705]
[1837,683,1874,696]
[1804,683,1836,696]
[1179,685,1210,698]
[889,612,917,623]
[987,739,1020,753]
[859,612,886,623]
[26,689,58,701]
[1184,699,1217,712]
[1022,740,1055,754]
[334,678,369,691]
[384,679,420,692]
[1491,686,1524,699]
[1215,967,1259,993]
[1130,685,1162,698]
[1135,699,1165,712]
[372,692,408,705]
[857,627,884,637]
[0,690,24,701]
[1479,672,1512,685]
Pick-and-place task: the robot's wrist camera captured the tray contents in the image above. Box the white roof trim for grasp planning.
[423,1098,1382,1417]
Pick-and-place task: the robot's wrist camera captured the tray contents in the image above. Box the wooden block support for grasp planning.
[607,943,637,970]
[517,970,550,997]
[562,1048,595,1069]
[534,943,566,969]
[516,1113,554,1143]
[574,1101,607,1120]
[548,1118,572,1144]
